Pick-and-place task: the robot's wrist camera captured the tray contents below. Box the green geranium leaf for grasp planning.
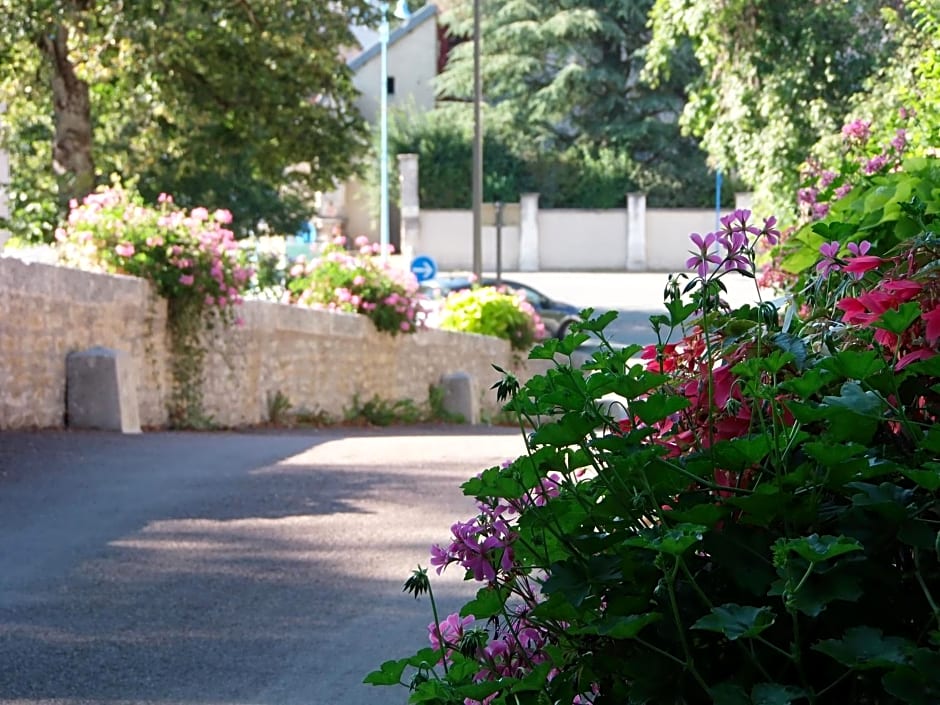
[768,563,863,617]
[542,555,621,607]
[821,350,887,380]
[728,485,789,527]
[557,332,591,356]
[692,604,776,640]
[363,657,409,686]
[847,482,914,520]
[883,666,940,705]
[577,309,619,332]
[462,464,525,500]
[710,436,771,472]
[666,299,699,326]
[822,381,885,417]
[782,244,822,274]
[813,626,912,669]
[802,441,865,466]
[751,683,807,705]
[630,394,690,425]
[778,368,835,398]
[899,520,938,549]
[610,370,670,399]
[709,683,750,705]
[873,301,922,335]
[528,338,560,360]
[903,463,940,491]
[456,678,512,701]
[410,679,456,703]
[772,333,808,370]
[626,523,707,556]
[777,534,863,564]
[531,412,598,447]
[649,313,671,329]
[923,428,940,454]
[577,612,662,639]
[664,502,728,526]
[460,585,510,619]
[906,355,940,378]
[784,400,826,425]
[864,183,898,212]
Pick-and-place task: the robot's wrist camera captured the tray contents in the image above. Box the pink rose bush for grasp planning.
[56,185,252,320]
[284,236,423,335]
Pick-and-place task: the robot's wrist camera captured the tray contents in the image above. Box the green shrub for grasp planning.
[437,286,544,351]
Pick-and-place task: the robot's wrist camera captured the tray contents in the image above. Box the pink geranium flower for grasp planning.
[115,242,135,258]
[923,306,940,344]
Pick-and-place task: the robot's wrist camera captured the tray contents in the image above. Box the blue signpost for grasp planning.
[410,255,438,282]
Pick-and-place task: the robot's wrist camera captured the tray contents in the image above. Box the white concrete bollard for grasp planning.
[66,346,142,433]
[440,371,479,425]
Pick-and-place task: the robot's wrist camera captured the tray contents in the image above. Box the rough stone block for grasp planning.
[67,346,141,433]
[440,371,479,425]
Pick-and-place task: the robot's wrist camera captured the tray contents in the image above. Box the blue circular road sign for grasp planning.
[410,255,438,282]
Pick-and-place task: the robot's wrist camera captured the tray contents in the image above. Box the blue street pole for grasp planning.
[379,3,390,263]
[715,168,723,230]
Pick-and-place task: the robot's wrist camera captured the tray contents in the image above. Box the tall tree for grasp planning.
[0,0,375,239]
[434,0,718,207]
[645,0,904,219]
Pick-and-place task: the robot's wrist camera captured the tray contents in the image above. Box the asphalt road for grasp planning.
[0,427,527,705]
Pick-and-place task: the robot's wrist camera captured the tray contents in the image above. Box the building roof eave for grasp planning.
[347,3,438,72]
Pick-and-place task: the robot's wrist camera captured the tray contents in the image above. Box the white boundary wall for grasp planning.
[417,202,718,272]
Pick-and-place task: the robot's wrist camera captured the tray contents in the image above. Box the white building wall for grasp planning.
[418,207,720,272]
[539,210,628,270]
[646,209,717,272]
[351,17,438,125]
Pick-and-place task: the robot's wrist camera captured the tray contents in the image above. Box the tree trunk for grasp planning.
[39,23,95,208]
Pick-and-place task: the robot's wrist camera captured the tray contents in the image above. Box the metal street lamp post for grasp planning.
[471,0,482,280]
[379,0,410,264]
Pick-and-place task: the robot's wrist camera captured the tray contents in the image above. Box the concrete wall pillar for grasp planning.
[518,192,540,272]
[626,192,647,271]
[398,153,420,262]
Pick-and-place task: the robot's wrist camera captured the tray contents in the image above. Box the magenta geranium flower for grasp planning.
[816,241,842,275]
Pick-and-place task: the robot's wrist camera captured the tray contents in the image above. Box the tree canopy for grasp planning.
[645,0,906,219]
[422,0,720,208]
[0,0,375,240]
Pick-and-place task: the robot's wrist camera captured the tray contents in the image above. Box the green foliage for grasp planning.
[437,286,544,351]
[286,236,423,336]
[266,390,293,425]
[646,0,902,220]
[407,0,724,208]
[776,157,940,299]
[807,1,940,182]
[344,386,467,427]
[0,0,374,241]
[368,194,940,702]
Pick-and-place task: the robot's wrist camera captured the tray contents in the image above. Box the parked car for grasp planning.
[420,276,581,339]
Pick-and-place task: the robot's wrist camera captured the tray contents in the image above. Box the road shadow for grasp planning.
[0,428,514,705]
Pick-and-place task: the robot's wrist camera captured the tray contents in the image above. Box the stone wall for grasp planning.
[0,258,514,430]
